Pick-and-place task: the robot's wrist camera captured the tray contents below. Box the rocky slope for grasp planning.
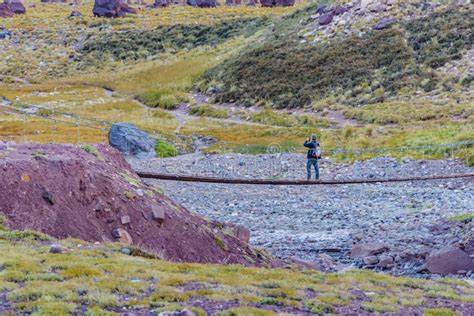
[132,153,474,277]
[0,142,277,266]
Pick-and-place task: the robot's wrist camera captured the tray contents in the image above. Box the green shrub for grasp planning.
[155,140,177,158]
[248,109,329,127]
[138,90,181,110]
[423,307,455,316]
[189,105,228,119]
[448,213,474,221]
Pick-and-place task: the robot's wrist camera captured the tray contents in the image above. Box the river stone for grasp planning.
[426,246,474,276]
[363,255,379,265]
[350,243,389,258]
[377,255,394,268]
[108,123,156,158]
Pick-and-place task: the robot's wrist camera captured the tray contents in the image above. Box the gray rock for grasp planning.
[93,0,136,17]
[121,215,131,225]
[186,0,216,7]
[319,12,334,26]
[350,243,389,258]
[315,4,326,14]
[70,10,83,17]
[333,5,348,15]
[4,0,25,14]
[121,247,131,255]
[373,18,396,30]
[152,205,166,224]
[108,123,156,158]
[363,255,379,265]
[426,246,474,276]
[368,1,386,12]
[377,255,394,268]
[152,0,170,7]
[159,309,196,316]
[49,244,66,254]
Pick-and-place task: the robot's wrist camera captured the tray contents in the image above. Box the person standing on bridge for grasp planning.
[304,134,321,180]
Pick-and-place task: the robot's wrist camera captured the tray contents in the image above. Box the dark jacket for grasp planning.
[304,140,319,159]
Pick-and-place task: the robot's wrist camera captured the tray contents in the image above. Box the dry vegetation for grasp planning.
[0,220,473,315]
[0,0,472,163]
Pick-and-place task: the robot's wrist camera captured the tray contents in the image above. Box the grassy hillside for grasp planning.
[1,222,474,315]
[201,4,473,108]
[0,1,472,162]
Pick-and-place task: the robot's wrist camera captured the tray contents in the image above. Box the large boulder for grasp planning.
[108,123,156,158]
[187,0,216,7]
[426,246,474,275]
[0,3,14,17]
[93,0,136,17]
[350,243,389,258]
[4,0,25,14]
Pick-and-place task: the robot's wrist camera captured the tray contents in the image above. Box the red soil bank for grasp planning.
[0,143,275,266]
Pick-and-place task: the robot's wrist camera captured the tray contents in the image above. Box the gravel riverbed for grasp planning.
[130,154,474,276]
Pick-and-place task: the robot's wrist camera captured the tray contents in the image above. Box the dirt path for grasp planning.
[191,90,360,129]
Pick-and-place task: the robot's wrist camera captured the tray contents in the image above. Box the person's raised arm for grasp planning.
[304,138,311,148]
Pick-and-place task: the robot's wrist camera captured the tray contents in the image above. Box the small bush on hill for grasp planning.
[248,109,330,128]
[190,105,229,119]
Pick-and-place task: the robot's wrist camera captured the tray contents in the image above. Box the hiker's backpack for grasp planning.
[311,145,321,159]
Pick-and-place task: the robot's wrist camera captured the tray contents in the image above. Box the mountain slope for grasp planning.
[201,1,473,108]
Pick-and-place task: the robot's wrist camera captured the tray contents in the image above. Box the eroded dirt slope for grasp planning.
[0,142,274,266]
